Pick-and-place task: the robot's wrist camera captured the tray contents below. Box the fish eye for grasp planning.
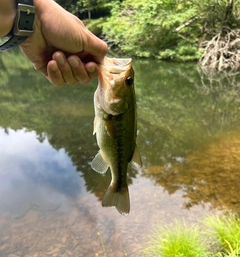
[125,77,134,86]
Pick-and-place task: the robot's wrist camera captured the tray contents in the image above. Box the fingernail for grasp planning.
[58,55,65,65]
[50,62,58,72]
[87,65,95,73]
[68,58,79,68]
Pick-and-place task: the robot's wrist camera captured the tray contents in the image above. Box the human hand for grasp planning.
[47,51,99,86]
[20,0,108,86]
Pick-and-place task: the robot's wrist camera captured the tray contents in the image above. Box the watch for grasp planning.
[0,0,35,51]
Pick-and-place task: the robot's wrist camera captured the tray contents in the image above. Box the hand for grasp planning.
[47,51,99,86]
[20,0,108,86]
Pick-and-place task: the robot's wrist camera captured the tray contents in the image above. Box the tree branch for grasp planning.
[175,16,199,32]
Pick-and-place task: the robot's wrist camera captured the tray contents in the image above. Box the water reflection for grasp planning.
[0,127,83,215]
[144,129,240,211]
[1,50,240,255]
[134,61,240,213]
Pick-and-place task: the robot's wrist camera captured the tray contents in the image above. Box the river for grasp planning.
[1,50,240,256]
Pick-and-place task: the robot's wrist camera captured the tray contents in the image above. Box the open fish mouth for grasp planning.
[100,57,132,74]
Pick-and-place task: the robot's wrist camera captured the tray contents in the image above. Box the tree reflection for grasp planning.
[0,50,138,203]
[144,130,240,212]
[2,50,240,211]
[136,61,240,212]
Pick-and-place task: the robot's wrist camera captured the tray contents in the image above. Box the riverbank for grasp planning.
[82,0,240,70]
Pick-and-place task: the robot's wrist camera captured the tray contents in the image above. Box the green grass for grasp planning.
[144,214,240,257]
[94,214,240,257]
[144,221,208,257]
[204,214,240,256]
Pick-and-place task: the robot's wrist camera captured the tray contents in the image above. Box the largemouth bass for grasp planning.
[91,57,142,215]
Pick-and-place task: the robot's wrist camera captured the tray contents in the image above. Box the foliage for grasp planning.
[84,17,106,36]
[204,214,240,254]
[199,0,240,71]
[55,0,110,19]
[54,0,240,63]
[145,221,208,257]
[101,0,203,61]
[144,214,240,257]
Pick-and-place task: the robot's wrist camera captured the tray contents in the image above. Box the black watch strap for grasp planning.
[0,0,35,51]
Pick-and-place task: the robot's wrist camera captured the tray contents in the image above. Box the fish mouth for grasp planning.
[100,57,132,74]
[103,57,132,66]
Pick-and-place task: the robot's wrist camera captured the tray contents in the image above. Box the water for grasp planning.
[1,50,240,256]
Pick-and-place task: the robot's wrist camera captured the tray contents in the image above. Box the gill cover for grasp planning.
[97,57,134,115]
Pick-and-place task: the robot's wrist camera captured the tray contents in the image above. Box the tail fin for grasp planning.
[102,185,130,215]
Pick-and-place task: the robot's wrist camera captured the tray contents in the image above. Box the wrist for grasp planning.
[0,0,16,37]
[0,0,35,51]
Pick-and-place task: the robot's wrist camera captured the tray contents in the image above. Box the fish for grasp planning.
[91,57,142,215]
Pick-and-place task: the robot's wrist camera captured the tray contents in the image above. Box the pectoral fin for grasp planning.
[130,144,142,171]
[91,151,109,174]
[104,118,115,138]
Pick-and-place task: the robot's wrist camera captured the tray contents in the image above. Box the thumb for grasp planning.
[83,30,108,64]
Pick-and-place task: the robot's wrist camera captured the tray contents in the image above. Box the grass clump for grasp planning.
[204,214,240,256]
[145,221,208,257]
[144,214,240,257]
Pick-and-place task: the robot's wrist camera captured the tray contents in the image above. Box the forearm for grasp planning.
[0,0,16,37]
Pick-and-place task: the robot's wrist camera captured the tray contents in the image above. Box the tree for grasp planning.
[199,0,240,71]
[100,0,240,66]
[101,0,203,61]
[55,0,110,19]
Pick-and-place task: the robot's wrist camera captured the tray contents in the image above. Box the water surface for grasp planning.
[1,50,240,256]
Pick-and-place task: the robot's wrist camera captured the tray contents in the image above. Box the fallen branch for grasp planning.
[199,28,240,71]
